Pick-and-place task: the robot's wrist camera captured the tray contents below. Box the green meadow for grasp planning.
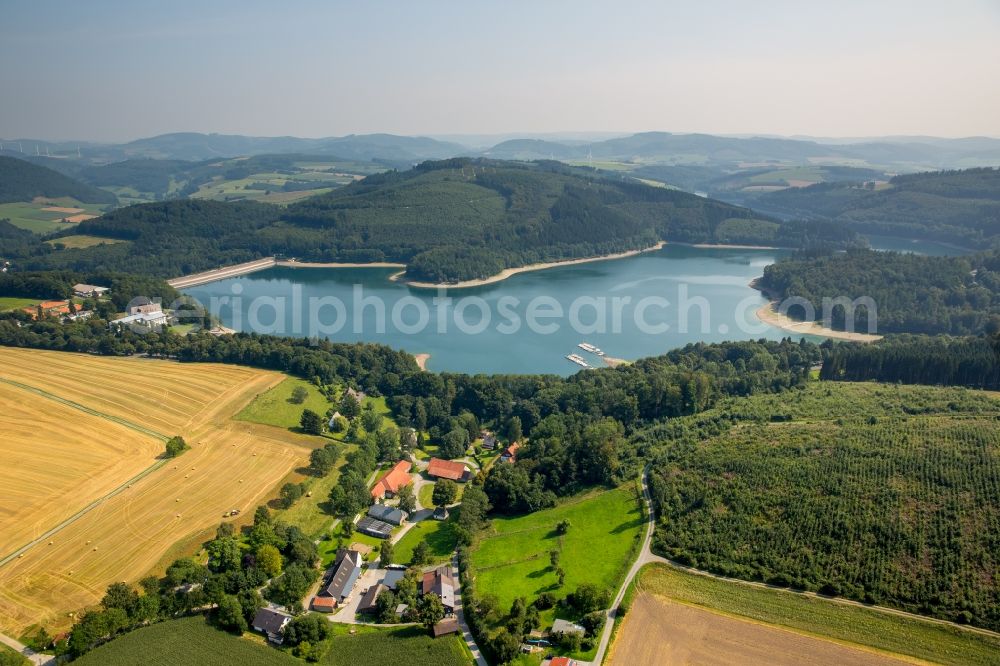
[468,485,644,612]
[393,515,459,566]
[235,377,333,430]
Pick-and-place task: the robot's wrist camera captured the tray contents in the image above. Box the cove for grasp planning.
[183,245,812,375]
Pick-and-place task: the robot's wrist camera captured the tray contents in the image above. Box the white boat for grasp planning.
[578,342,606,357]
[566,354,591,368]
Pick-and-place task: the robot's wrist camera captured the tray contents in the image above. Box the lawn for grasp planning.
[631,563,1000,666]
[236,377,332,430]
[0,297,38,312]
[393,516,459,566]
[466,485,644,663]
[320,623,470,666]
[468,485,644,612]
[418,482,435,509]
[74,616,299,665]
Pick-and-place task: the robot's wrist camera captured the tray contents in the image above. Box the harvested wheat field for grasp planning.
[0,347,318,634]
[0,381,163,555]
[608,593,913,666]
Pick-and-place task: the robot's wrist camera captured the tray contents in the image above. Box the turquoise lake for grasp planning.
[183,239,966,376]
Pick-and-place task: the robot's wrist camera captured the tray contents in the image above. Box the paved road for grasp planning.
[585,466,663,666]
[0,633,55,666]
[451,555,488,666]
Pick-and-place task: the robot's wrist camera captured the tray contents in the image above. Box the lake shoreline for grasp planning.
[169,241,786,290]
[750,278,883,342]
[402,241,668,289]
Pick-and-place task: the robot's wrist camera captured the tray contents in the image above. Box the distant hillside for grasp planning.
[117,132,467,163]
[0,156,116,205]
[483,132,1000,169]
[72,153,385,202]
[756,167,1000,247]
[19,159,857,281]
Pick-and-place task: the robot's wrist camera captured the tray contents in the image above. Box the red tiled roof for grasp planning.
[501,442,521,459]
[371,459,412,499]
[311,596,336,611]
[549,658,574,666]
[426,457,467,481]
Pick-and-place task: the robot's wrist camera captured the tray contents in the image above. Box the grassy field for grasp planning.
[393,516,459,566]
[0,297,38,312]
[236,376,332,430]
[418,482,435,509]
[73,616,299,665]
[320,623,470,666]
[72,615,471,666]
[613,564,1000,666]
[0,642,29,666]
[0,198,107,234]
[468,485,644,613]
[45,234,128,249]
[0,348,318,635]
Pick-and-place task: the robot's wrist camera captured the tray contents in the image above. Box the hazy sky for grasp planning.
[2,0,999,141]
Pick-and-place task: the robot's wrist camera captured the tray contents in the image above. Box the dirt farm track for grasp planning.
[0,347,318,634]
[607,593,914,666]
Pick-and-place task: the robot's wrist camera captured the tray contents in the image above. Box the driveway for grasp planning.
[450,555,488,666]
[0,633,55,666]
[584,465,664,666]
[329,565,387,624]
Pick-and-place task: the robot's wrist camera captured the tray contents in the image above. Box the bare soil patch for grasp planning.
[608,593,914,666]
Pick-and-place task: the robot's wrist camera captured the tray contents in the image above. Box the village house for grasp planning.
[370,459,412,500]
[542,657,578,666]
[356,515,394,539]
[346,386,367,402]
[23,300,90,322]
[500,442,521,463]
[380,568,406,591]
[72,283,109,298]
[433,506,450,521]
[251,607,292,644]
[421,564,456,615]
[129,301,162,316]
[322,548,363,606]
[550,618,586,637]
[310,596,336,613]
[108,310,169,332]
[480,430,498,450]
[367,503,407,526]
[426,457,468,482]
[357,583,386,614]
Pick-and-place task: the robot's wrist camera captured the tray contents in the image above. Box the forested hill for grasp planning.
[23,158,857,281]
[0,155,117,205]
[759,248,1000,335]
[755,167,1000,247]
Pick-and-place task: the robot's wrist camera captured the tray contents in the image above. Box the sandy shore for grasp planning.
[276,260,406,269]
[413,353,430,371]
[755,302,883,342]
[404,242,668,290]
[602,356,630,368]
